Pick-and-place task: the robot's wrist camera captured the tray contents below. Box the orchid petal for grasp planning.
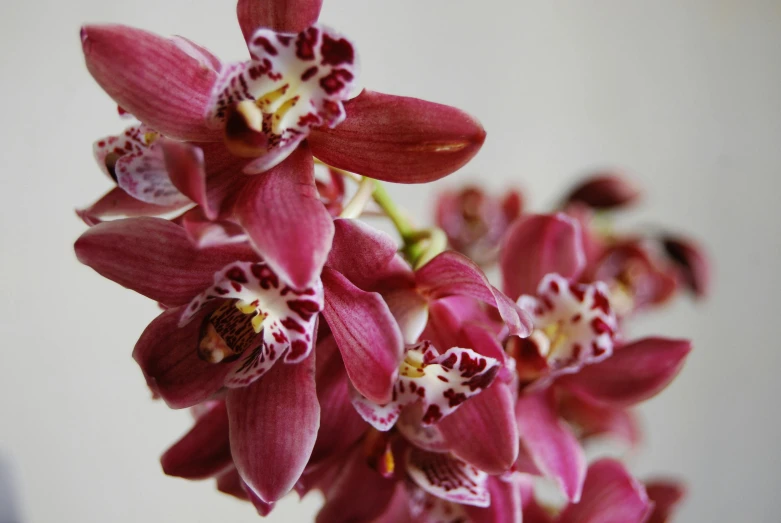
[558,394,642,448]
[309,90,486,183]
[160,402,231,479]
[227,353,319,502]
[645,480,686,523]
[515,390,586,502]
[181,260,322,387]
[216,468,249,500]
[310,336,366,465]
[559,337,691,408]
[406,447,489,507]
[662,235,710,298]
[383,288,429,344]
[350,341,501,430]
[408,490,469,523]
[500,213,585,300]
[438,381,519,475]
[416,251,532,337]
[321,267,403,404]
[234,144,334,289]
[115,141,192,208]
[179,207,248,248]
[161,140,216,219]
[395,403,449,453]
[132,305,230,409]
[316,447,397,523]
[327,218,399,289]
[81,25,219,141]
[464,475,523,523]
[92,123,152,180]
[75,217,256,306]
[565,172,640,210]
[77,187,181,225]
[556,459,652,523]
[237,0,323,41]
[208,27,358,173]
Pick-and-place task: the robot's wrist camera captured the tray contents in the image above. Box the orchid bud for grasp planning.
[662,235,711,298]
[565,172,640,210]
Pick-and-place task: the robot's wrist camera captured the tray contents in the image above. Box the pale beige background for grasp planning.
[1,0,779,521]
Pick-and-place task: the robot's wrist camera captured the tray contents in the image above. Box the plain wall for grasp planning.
[1,0,779,521]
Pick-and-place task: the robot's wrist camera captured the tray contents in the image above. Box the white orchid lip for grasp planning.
[208,25,359,174]
[182,260,323,387]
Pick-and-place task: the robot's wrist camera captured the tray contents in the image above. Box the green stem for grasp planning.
[371,181,415,239]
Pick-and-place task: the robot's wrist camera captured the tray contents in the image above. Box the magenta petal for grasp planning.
[500,213,585,300]
[438,381,519,475]
[559,337,692,408]
[309,90,486,183]
[227,353,319,502]
[234,144,333,289]
[464,475,523,523]
[75,217,256,306]
[327,218,399,289]
[216,468,249,500]
[662,235,711,298]
[559,395,642,448]
[237,0,323,41]
[557,459,652,523]
[515,390,586,502]
[160,402,231,479]
[77,187,183,225]
[132,305,230,408]
[80,25,219,141]
[645,480,686,523]
[321,267,403,404]
[565,173,640,210]
[416,251,532,337]
[310,336,367,465]
[161,140,216,220]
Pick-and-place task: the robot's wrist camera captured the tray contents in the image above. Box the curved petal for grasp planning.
[416,251,532,337]
[77,187,182,225]
[327,218,399,289]
[515,390,586,502]
[309,90,486,183]
[321,267,403,404]
[500,213,585,300]
[558,337,692,408]
[558,394,642,448]
[645,480,686,523]
[438,381,519,475]
[464,474,523,523]
[564,173,640,210]
[114,142,191,208]
[80,25,219,141]
[132,305,230,409]
[160,402,232,479]
[227,353,319,502]
[237,0,323,42]
[75,217,256,306]
[406,447,489,507]
[161,140,216,219]
[234,144,334,289]
[662,235,710,298]
[557,459,651,523]
[215,468,249,500]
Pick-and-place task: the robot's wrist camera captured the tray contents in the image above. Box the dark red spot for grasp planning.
[300,66,318,81]
[319,69,354,95]
[592,290,611,314]
[569,283,586,302]
[320,34,354,66]
[444,389,467,407]
[440,353,458,369]
[281,317,305,333]
[277,35,292,46]
[549,280,560,294]
[422,404,442,424]
[287,299,319,321]
[295,27,319,60]
[592,341,607,356]
[465,364,499,391]
[251,263,279,289]
[571,313,582,323]
[459,353,487,378]
[288,339,308,359]
[590,317,612,335]
[252,36,278,56]
[436,375,449,383]
[226,267,248,283]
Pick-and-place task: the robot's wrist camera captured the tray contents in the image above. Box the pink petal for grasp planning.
[662,235,711,298]
[416,251,532,337]
[500,213,585,300]
[77,187,182,225]
[464,475,523,523]
[557,459,652,523]
[383,288,429,344]
[80,25,219,141]
[438,381,519,475]
[132,305,230,408]
[515,390,586,502]
[406,447,489,507]
[645,480,686,523]
[558,337,692,408]
[179,207,248,248]
[227,353,319,502]
[237,0,323,42]
[310,336,366,465]
[234,144,334,289]
[160,402,231,479]
[309,90,486,183]
[321,267,403,404]
[564,172,640,210]
[315,446,397,523]
[558,394,642,448]
[216,468,249,500]
[161,140,216,219]
[327,218,399,289]
[75,217,256,306]
[114,142,191,208]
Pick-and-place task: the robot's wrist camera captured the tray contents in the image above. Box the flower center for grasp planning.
[198,300,265,363]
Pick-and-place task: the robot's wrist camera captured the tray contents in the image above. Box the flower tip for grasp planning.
[565,172,641,210]
[80,26,92,53]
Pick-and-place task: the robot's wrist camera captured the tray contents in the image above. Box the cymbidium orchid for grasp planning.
[74,1,707,521]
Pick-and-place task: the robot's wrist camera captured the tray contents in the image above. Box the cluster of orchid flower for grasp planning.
[75,1,709,522]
